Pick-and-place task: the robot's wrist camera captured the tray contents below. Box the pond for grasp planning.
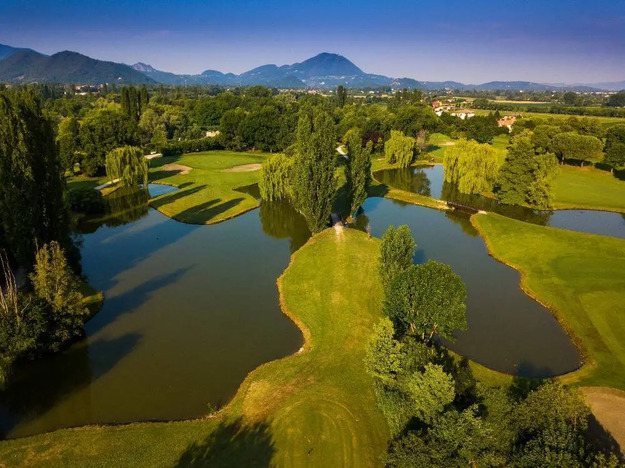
[375,165,625,239]
[0,182,582,438]
[0,185,310,439]
[356,197,581,378]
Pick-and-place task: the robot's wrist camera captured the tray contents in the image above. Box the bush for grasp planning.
[66,187,106,214]
[161,137,224,156]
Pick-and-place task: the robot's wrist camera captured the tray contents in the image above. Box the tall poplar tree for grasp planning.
[344,128,372,216]
[0,89,71,269]
[291,107,337,232]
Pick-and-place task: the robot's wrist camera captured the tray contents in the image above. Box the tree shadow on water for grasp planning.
[174,418,274,467]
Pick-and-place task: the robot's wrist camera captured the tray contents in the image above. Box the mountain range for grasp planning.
[0,43,623,92]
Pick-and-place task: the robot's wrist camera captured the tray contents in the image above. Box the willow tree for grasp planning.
[344,128,372,216]
[105,146,149,187]
[384,130,415,168]
[291,108,337,232]
[259,153,293,201]
[443,139,500,195]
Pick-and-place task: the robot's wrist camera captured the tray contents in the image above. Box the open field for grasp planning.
[0,228,390,467]
[553,165,625,213]
[148,151,269,224]
[472,213,625,390]
[471,108,625,127]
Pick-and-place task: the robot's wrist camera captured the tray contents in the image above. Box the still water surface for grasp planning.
[375,165,625,238]
[0,182,584,438]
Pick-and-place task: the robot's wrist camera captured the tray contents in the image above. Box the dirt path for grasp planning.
[162,163,192,175]
[220,163,262,173]
[582,386,625,452]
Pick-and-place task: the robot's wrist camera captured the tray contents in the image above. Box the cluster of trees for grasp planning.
[497,133,560,210]
[260,107,373,230]
[0,89,93,385]
[368,225,620,467]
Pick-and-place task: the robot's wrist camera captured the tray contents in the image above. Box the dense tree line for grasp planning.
[0,89,93,385]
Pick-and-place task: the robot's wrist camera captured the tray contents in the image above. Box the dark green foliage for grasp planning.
[379,225,415,294]
[384,130,415,168]
[344,128,372,216]
[604,124,625,170]
[0,88,71,269]
[78,108,136,176]
[551,131,604,166]
[606,92,625,108]
[259,153,292,201]
[161,137,223,156]
[531,124,562,154]
[336,85,347,108]
[0,243,88,386]
[66,187,106,214]
[497,134,559,209]
[384,261,467,340]
[105,146,149,187]
[57,116,80,170]
[291,107,337,232]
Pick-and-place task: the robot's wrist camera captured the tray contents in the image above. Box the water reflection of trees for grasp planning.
[259,199,311,253]
[75,187,150,234]
[441,182,552,226]
[375,168,431,197]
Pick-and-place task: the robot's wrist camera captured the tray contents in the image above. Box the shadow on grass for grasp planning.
[150,185,208,210]
[174,418,274,467]
[176,198,245,224]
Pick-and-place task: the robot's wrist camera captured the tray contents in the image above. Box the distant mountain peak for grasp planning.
[133,62,158,73]
[289,52,364,77]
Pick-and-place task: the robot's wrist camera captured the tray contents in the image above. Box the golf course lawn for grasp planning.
[148,151,269,224]
[0,228,390,467]
[472,213,625,390]
[553,165,625,213]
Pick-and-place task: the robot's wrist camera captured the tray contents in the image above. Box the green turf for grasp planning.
[148,151,269,224]
[472,213,625,390]
[0,229,390,467]
[553,165,625,213]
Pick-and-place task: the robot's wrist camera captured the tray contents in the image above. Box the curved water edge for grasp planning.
[0,183,581,438]
[374,165,625,239]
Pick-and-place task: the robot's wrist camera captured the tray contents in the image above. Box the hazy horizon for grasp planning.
[2,0,624,83]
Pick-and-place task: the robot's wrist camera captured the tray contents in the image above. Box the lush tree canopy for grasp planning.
[0,88,71,269]
[443,139,501,194]
[384,261,467,340]
[551,131,603,166]
[379,225,416,294]
[291,107,337,232]
[105,146,149,187]
[259,153,293,201]
[384,130,415,168]
[497,134,559,209]
[344,128,372,216]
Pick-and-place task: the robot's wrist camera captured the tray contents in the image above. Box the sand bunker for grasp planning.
[221,163,262,173]
[582,386,625,452]
[162,163,192,175]
[439,141,456,146]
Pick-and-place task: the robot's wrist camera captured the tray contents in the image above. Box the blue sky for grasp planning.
[1,0,624,83]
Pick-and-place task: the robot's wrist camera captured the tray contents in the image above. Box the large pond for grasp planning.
[0,182,582,438]
[375,165,625,239]
[0,185,310,439]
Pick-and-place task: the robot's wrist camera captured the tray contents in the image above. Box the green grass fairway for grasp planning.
[472,213,625,390]
[148,151,269,224]
[0,229,389,467]
[553,165,625,213]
